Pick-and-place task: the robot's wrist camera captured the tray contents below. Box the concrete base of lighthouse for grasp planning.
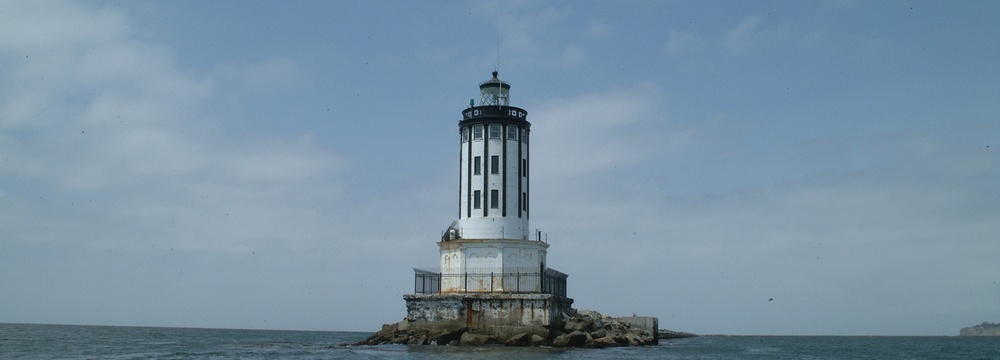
[404,293,574,339]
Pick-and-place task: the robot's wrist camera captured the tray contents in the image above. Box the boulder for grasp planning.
[459,332,497,346]
[407,335,428,345]
[625,333,642,346]
[563,319,589,332]
[504,333,532,346]
[391,333,410,344]
[552,331,589,347]
[530,334,547,346]
[433,327,467,345]
[595,335,628,347]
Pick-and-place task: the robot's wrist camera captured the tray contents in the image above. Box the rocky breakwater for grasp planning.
[356,309,658,348]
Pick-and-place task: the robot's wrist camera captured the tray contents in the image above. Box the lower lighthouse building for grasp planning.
[403,72,574,339]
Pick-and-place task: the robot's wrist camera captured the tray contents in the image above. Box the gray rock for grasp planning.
[391,334,410,344]
[598,335,628,347]
[433,327,467,345]
[530,334,547,346]
[504,333,532,346]
[552,331,589,347]
[459,332,497,346]
[407,335,427,345]
[625,333,641,346]
[564,319,588,332]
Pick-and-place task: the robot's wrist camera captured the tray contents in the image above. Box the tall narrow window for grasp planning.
[474,156,481,175]
[473,125,483,140]
[490,156,500,175]
[522,192,527,211]
[474,190,481,209]
[462,128,469,142]
[490,190,499,209]
[489,124,501,139]
[521,159,527,177]
[521,129,527,143]
[507,125,518,141]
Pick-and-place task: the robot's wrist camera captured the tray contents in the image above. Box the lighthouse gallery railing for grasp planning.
[413,268,567,298]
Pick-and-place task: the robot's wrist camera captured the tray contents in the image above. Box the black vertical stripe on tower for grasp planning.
[525,137,529,219]
[459,129,462,220]
[517,134,522,218]
[502,129,507,217]
[482,131,488,217]
[466,127,472,219]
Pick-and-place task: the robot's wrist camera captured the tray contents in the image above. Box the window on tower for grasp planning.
[507,125,518,141]
[490,190,499,209]
[474,190,481,209]
[490,156,499,175]
[489,124,501,139]
[473,125,483,140]
[474,156,481,175]
[522,159,527,177]
[462,128,469,142]
[521,129,527,143]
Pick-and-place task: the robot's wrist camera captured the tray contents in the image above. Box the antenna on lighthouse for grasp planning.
[495,28,502,108]
[494,27,501,72]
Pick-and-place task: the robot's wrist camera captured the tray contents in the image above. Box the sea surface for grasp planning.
[2,323,998,359]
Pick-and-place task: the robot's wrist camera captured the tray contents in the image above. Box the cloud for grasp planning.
[0,1,351,235]
[558,45,586,67]
[488,5,569,54]
[586,18,613,39]
[472,1,573,65]
[723,16,792,54]
[531,83,668,180]
[529,84,737,187]
[525,105,1000,334]
[0,1,130,52]
[725,16,762,52]
[217,58,302,91]
[0,0,362,329]
[664,29,704,57]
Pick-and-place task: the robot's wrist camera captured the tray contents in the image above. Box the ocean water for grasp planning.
[2,323,998,359]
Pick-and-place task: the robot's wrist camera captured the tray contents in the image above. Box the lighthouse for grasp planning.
[360,71,661,346]
[434,71,554,293]
[404,72,572,339]
[456,70,530,240]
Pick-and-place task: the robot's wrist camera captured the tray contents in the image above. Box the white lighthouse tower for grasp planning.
[437,71,554,293]
[405,72,572,339]
[456,71,530,240]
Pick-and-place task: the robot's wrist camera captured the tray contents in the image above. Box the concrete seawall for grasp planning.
[617,316,659,343]
[404,293,574,339]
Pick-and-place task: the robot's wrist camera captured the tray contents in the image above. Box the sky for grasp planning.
[0,0,997,336]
